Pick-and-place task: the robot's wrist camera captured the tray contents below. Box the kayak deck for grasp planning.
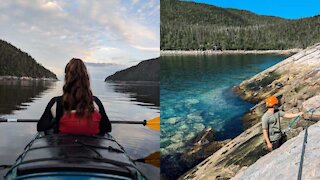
[5,133,145,180]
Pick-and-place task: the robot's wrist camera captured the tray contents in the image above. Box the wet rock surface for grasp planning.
[181,43,320,179]
[180,123,269,180]
[161,128,230,180]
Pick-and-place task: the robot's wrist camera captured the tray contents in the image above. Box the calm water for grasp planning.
[0,80,160,179]
[160,54,286,155]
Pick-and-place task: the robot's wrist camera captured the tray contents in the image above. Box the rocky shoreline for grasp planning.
[0,76,57,81]
[179,43,320,179]
[160,49,301,56]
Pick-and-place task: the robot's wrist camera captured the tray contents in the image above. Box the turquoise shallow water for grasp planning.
[160,54,286,154]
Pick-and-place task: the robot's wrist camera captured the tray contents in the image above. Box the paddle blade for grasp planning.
[144,151,160,168]
[146,117,160,131]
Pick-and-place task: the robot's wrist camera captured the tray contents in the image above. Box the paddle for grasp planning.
[134,151,160,168]
[144,117,160,131]
[0,116,160,131]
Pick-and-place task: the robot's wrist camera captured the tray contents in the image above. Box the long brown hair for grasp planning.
[63,58,94,117]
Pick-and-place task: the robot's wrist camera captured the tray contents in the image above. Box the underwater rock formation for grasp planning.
[161,128,229,180]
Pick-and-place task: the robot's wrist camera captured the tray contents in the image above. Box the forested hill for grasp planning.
[161,0,320,50]
[0,40,57,79]
[105,58,159,82]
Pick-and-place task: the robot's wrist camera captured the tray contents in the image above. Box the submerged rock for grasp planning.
[166,117,179,124]
[185,132,196,141]
[160,137,170,146]
[185,99,200,106]
[186,111,204,123]
[171,132,185,143]
[178,124,189,131]
[193,123,205,132]
[161,128,229,180]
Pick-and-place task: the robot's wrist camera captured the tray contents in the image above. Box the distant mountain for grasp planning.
[105,58,159,82]
[0,39,57,79]
[161,0,320,50]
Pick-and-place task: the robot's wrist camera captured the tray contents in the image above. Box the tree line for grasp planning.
[161,0,320,50]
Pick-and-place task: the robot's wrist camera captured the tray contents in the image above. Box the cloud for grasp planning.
[0,0,159,77]
[132,45,160,52]
[41,1,62,11]
[132,0,140,4]
[85,62,119,67]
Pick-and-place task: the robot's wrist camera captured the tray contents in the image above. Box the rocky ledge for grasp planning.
[233,120,320,180]
[180,43,320,179]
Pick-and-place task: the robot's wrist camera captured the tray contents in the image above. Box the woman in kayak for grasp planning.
[37,58,111,135]
[262,96,303,150]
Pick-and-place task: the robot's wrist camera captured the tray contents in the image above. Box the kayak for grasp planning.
[4,133,146,180]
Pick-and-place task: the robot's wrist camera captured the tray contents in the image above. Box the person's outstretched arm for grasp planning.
[94,96,112,135]
[284,112,303,119]
[37,97,56,131]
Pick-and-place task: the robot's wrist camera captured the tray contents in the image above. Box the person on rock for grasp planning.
[262,96,303,150]
[37,58,111,135]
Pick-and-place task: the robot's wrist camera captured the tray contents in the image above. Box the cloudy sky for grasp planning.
[0,0,160,79]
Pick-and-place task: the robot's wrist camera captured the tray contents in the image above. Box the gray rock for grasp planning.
[232,121,320,180]
[302,95,320,120]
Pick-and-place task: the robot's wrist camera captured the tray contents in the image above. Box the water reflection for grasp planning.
[0,80,55,115]
[108,82,160,107]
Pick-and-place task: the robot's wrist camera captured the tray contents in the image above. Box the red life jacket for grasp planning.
[59,111,101,135]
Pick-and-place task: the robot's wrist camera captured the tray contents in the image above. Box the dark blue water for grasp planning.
[160,54,286,154]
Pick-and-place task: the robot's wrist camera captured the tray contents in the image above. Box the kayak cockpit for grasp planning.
[5,133,145,180]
